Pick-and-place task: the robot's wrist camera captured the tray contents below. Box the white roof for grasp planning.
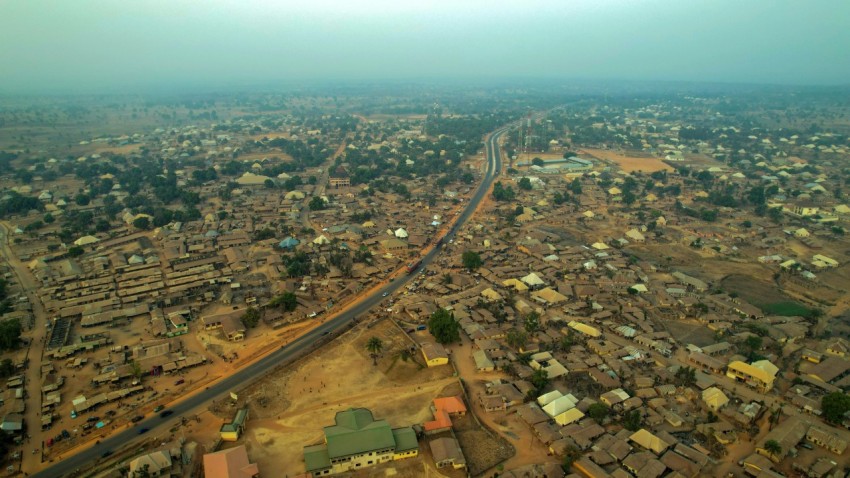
[537,390,563,407]
[542,395,577,417]
[394,228,408,238]
[73,235,100,246]
[520,272,545,286]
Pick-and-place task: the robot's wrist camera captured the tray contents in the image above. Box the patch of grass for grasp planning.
[760,301,817,318]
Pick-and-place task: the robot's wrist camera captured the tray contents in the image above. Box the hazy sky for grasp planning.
[1,0,848,93]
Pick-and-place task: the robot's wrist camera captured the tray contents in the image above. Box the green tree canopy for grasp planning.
[309,196,326,211]
[268,292,298,312]
[0,359,15,378]
[518,177,533,191]
[524,311,540,334]
[428,309,460,345]
[622,409,642,431]
[67,246,84,257]
[530,368,549,395]
[132,216,151,230]
[822,392,850,424]
[366,336,383,366]
[674,366,697,387]
[241,307,261,328]
[506,329,528,350]
[764,439,782,457]
[461,250,482,272]
[587,403,610,424]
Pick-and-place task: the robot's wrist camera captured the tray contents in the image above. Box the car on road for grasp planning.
[153,405,164,412]
[131,415,144,423]
[86,416,99,422]
[382,292,389,297]
[138,427,149,435]
[174,379,185,385]
[100,450,113,458]
[159,410,174,418]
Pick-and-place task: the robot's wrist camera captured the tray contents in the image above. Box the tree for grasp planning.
[241,307,261,328]
[768,406,782,431]
[74,193,90,206]
[492,182,516,201]
[744,335,763,360]
[133,216,151,230]
[366,336,383,366]
[428,309,460,345]
[523,311,540,334]
[461,250,482,272]
[821,392,850,424]
[506,329,528,350]
[622,409,642,431]
[587,403,610,424]
[0,359,15,378]
[95,219,111,232]
[674,366,697,387]
[531,157,545,167]
[309,196,326,211]
[43,213,55,224]
[518,177,533,191]
[130,360,142,379]
[67,246,84,257]
[268,292,298,312]
[561,445,582,472]
[530,368,549,395]
[763,439,782,458]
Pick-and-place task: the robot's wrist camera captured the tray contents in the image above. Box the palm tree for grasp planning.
[366,337,383,366]
[764,439,782,458]
[399,349,412,363]
[769,406,782,431]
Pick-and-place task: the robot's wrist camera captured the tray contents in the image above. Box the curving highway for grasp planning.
[32,125,511,478]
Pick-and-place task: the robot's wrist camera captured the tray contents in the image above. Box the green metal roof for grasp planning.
[233,408,248,426]
[303,444,331,471]
[392,427,419,452]
[324,408,395,459]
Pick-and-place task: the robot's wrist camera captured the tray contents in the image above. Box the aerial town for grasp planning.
[0,80,849,478]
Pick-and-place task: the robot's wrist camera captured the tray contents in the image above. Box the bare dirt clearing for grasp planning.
[581,148,673,173]
[220,318,456,476]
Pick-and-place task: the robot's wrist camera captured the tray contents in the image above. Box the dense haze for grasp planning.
[1,0,848,93]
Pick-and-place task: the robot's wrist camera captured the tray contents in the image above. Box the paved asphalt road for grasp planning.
[33,126,511,478]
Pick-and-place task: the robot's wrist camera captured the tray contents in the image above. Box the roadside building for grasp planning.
[421,342,449,367]
[726,360,778,393]
[429,436,466,469]
[203,445,260,478]
[303,408,419,476]
[220,407,250,441]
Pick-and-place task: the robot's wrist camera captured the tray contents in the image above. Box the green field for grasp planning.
[760,301,819,318]
[720,274,818,318]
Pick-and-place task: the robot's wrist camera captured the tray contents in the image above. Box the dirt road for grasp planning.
[0,222,50,474]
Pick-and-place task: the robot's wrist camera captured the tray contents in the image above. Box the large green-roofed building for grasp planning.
[303,408,419,476]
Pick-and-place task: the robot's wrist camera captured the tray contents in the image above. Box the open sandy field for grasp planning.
[91,143,144,155]
[249,132,292,141]
[581,148,673,173]
[234,151,295,163]
[211,318,458,476]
